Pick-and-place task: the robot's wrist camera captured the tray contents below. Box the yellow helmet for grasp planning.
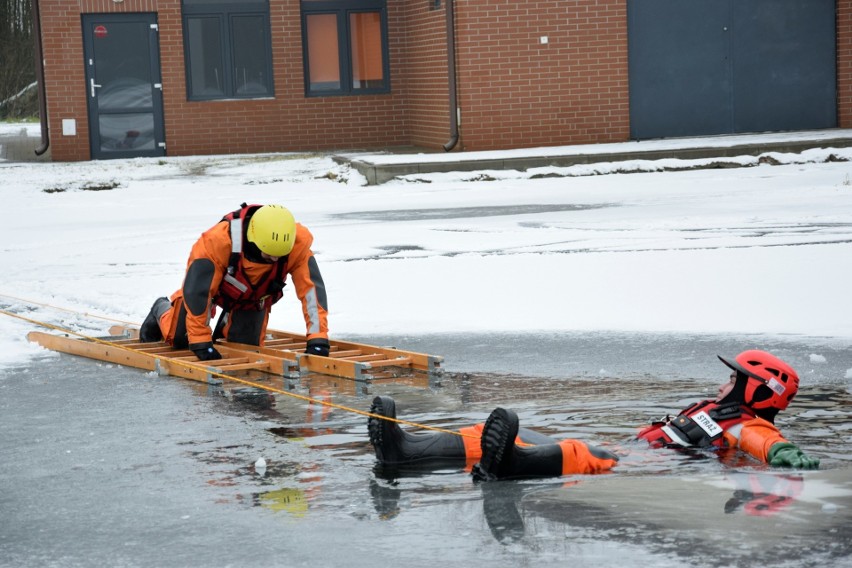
[247,205,296,257]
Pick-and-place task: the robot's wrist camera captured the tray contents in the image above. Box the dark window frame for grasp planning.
[300,0,391,97]
[182,1,275,101]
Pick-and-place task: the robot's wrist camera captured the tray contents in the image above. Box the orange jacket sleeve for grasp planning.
[286,224,329,341]
[735,417,788,463]
[178,221,232,346]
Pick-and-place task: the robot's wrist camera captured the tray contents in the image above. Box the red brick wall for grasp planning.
[39,0,89,161]
[452,0,630,151]
[41,0,414,160]
[838,0,852,128]
[160,1,409,156]
[37,0,852,160]
[398,1,451,149]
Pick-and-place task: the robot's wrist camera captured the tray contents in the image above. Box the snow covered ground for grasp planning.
[3,127,852,568]
[1,130,851,374]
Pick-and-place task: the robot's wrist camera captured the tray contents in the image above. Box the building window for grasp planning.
[301,0,390,96]
[182,0,274,100]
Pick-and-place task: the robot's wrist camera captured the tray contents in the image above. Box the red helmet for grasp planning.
[717,350,799,411]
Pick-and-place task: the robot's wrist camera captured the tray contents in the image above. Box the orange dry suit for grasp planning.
[459,423,617,475]
[374,421,617,476]
[636,399,788,464]
[157,204,329,350]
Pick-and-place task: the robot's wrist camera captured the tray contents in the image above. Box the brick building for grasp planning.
[32,0,852,161]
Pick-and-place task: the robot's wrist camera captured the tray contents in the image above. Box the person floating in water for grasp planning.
[367,350,819,481]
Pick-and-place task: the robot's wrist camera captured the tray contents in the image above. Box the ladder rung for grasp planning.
[330,349,363,357]
[362,357,413,368]
[216,361,271,372]
[206,357,249,365]
[139,346,187,354]
[344,354,389,362]
[264,339,304,348]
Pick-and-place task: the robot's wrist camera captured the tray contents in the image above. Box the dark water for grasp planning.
[1,332,850,567]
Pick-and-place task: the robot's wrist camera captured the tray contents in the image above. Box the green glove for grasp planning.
[768,442,820,469]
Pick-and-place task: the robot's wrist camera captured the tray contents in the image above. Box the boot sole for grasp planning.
[472,407,519,481]
[368,396,398,463]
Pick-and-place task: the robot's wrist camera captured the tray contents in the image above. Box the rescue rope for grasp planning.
[0,299,472,439]
[0,293,138,326]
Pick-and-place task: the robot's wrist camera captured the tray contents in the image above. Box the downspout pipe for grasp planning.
[32,0,49,156]
[442,0,459,152]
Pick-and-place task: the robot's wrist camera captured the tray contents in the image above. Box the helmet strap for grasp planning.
[718,371,748,406]
[243,239,268,263]
[753,406,778,424]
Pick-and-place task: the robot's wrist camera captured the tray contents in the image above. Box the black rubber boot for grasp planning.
[498,443,565,479]
[367,396,466,465]
[139,297,169,342]
[473,408,566,481]
[471,407,520,481]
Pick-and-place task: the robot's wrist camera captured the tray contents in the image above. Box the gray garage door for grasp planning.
[628,0,837,140]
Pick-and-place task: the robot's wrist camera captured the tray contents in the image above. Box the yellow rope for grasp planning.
[0,293,137,326]
[0,300,472,439]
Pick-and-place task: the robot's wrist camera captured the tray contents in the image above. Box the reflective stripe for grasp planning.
[223,272,248,294]
[308,256,327,310]
[767,377,786,396]
[661,424,690,447]
[230,218,243,255]
[304,288,320,334]
[726,423,743,442]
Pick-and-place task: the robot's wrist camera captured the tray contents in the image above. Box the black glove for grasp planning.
[305,338,330,357]
[190,342,222,361]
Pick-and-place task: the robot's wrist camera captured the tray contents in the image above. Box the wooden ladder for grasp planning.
[27,326,442,384]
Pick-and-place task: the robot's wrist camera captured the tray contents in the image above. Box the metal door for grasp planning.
[82,14,165,159]
[732,0,837,133]
[628,0,836,140]
[628,0,732,139]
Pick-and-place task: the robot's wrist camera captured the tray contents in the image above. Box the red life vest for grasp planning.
[215,203,288,311]
[637,400,756,449]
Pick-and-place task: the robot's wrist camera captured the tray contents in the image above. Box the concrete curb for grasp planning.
[343,135,852,185]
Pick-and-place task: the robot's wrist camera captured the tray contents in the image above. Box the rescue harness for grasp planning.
[638,400,756,448]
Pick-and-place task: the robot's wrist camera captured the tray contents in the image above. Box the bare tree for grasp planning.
[0,0,37,119]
